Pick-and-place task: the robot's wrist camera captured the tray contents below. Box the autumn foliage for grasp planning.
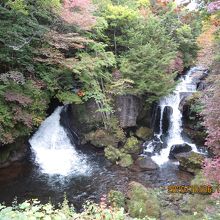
[61,0,96,30]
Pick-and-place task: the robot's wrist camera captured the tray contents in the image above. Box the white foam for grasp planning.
[29,107,90,176]
[150,67,200,165]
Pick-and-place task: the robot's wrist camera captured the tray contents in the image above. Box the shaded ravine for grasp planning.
[0,103,194,209]
[144,67,206,165]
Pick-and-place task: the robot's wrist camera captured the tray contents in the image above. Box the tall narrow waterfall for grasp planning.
[29,106,90,176]
[144,67,200,165]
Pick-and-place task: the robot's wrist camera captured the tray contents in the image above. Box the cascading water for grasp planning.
[29,106,90,176]
[144,67,201,165]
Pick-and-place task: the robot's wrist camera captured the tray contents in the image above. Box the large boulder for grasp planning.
[64,100,103,134]
[134,156,159,171]
[169,144,192,159]
[126,181,160,219]
[115,95,140,128]
[174,151,205,174]
[135,127,153,140]
[85,129,118,148]
[0,138,28,168]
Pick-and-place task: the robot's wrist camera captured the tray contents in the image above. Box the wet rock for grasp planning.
[135,156,159,171]
[191,68,208,84]
[143,136,165,155]
[162,106,173,134]
[174,152,205,174]
[85,129,118,148]
[135,127,153,140]
[197,81,207,91]
[153,106,161,134]
[126,181,160,219]
[169,144,192,159]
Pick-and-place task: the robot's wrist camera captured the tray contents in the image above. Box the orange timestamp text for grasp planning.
[167,185,214,194]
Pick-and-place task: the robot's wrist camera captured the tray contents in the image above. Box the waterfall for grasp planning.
[29,106,90,176]
[144,67,200,165]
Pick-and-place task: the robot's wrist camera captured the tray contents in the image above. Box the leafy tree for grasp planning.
[157,3,201,67]
[73,42,116,128]
[95,4,139,54]
[120,15,177,100]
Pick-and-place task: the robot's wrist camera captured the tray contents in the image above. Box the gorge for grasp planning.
[0,67,206,210]
[0,0,219,219]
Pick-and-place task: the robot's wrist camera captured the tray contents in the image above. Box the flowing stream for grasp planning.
[144,67,202,165]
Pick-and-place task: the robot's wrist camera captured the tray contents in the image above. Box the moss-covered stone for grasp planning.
[126,181,160,219]
[122,136,140,154]
[104,146,121,163]
[108,190,125,208]
[85,129,118,148]
[135,127,152,140]
[118,153,133,168]
[175,152,205,174]
[104,146,134,167]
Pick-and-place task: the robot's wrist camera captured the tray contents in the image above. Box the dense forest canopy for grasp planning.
[0,0,202,145]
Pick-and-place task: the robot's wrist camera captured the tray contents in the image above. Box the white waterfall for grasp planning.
[146,68,199,165]
[29,106,90,176]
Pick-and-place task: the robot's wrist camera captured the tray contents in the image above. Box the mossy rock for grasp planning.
[85,129,118,148]
[108,190,125,208]
[118,153,133,168]
[126,181,160,219]
[122,136,140,154]
[135,127,153,140]
[104,146,134,168]
[104,146,121,163]
[175,152,205,174]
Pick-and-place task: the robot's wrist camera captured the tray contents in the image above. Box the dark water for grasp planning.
[0,145,193,210]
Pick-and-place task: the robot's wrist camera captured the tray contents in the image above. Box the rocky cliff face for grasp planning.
[115,95,141,128]
[0,138,28,168]
[62,95,152,134]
